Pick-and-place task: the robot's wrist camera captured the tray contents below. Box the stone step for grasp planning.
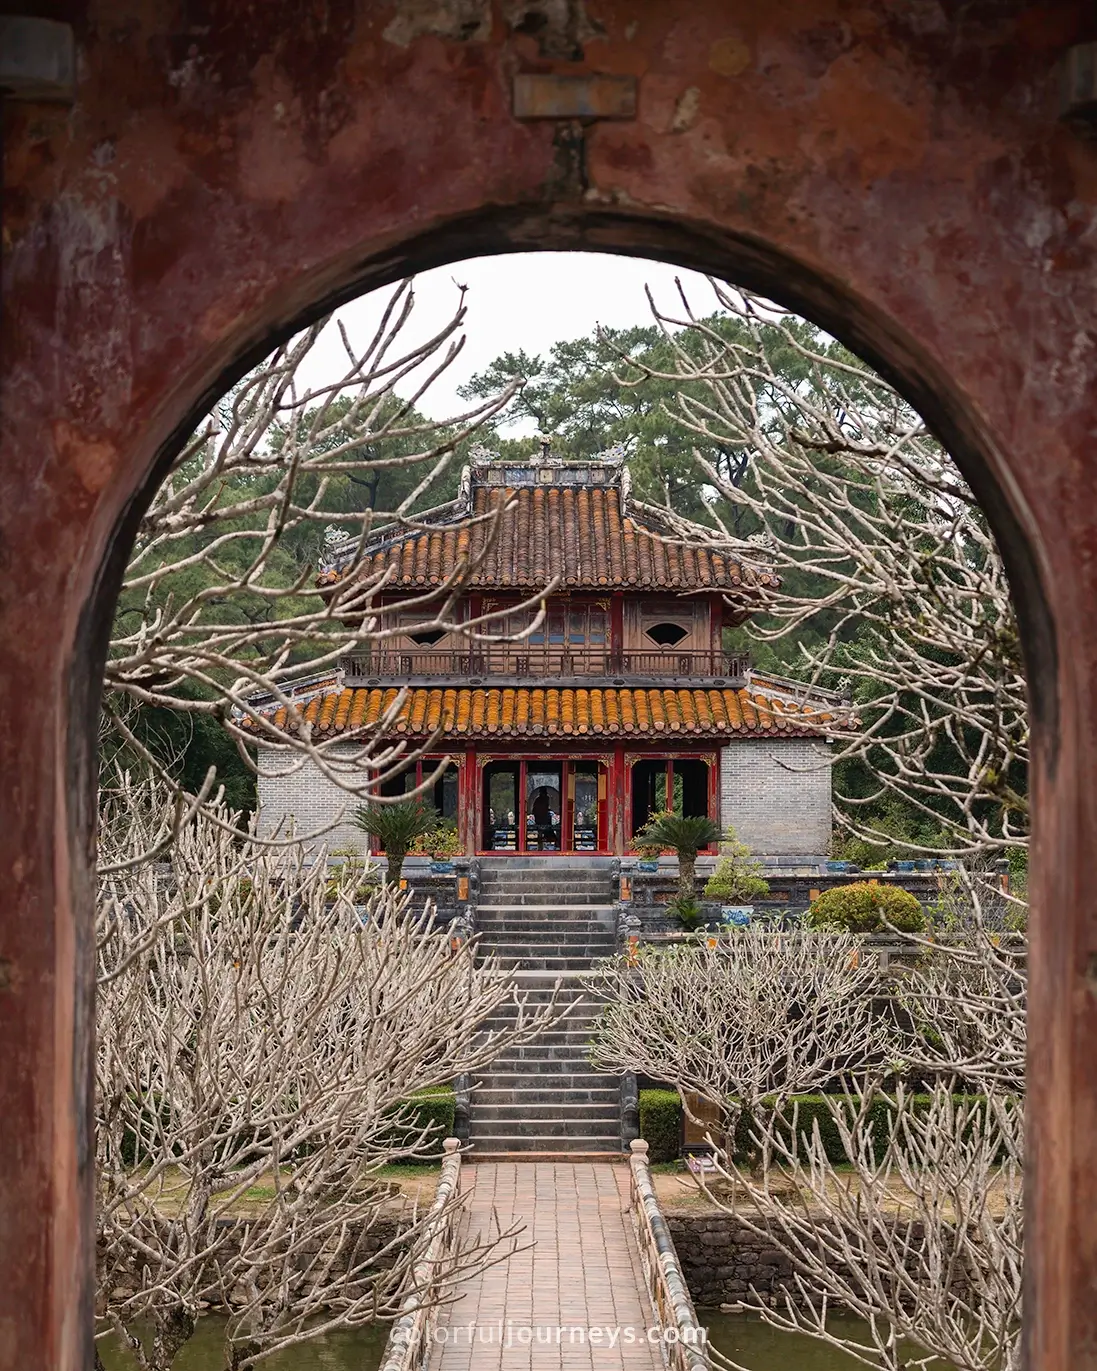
[478,926,616,942]
[467,1116,618,1137]
[477,899,622,910]
[482,1000,597,1019]
[472,1087,619,1106]
[486,957,604,973]
[482,1064,606,1083]
[476,923,614,937]
[485,1046,602,1065]
[468,1136,623,1154]
[479,951,614,965]
[481,1020,598,1036]
[482,937,617,948]
[473,1071,615,1089]
[477,888,614,901]
[482,954,617,965]
[472,1108,620,1128]
[479,877,617,888]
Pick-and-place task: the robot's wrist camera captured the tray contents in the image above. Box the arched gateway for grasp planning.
[4,6,1097,1367]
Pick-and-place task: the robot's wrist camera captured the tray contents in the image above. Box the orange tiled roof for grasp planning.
[320,462,772,594]
[265,685,835,741]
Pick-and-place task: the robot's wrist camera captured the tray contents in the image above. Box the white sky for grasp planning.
[294,252,720,432]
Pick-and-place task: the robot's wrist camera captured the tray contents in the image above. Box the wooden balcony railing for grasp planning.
[343,647,750,684]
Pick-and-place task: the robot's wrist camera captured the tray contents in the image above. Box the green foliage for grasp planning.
[756,1093,1010,1166]
[637,812,724,899]
[324,852,377,903]
[105,702,258,816]
[639,1089,682,1163]
[409,819,462,858]
[637,1091,994,1167]
[667,895,705,931]
[385,1087,456,1163]
[635,812,723,856]
[704,831,770,902]
[353,799,438,885]
[806,881,926,934]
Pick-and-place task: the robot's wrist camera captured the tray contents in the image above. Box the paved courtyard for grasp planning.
[429,1162,664,1370]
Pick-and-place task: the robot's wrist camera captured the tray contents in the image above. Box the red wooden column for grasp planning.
[461,747,477,856]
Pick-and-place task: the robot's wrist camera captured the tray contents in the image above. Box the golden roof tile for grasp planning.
[258,685,833,742]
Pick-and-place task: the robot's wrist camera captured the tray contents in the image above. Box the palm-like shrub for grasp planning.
[354,799,438,886]
[637,812,724,899]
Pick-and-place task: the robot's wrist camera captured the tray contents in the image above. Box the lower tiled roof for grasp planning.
[265,685,835,741]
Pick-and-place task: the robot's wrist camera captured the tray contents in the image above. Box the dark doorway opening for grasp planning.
[630,757,711,838]
[677,759,710,819]
[525,764,563,850]
[483,762,519,851]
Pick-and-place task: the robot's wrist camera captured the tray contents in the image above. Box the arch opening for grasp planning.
[73,226,1052,1371]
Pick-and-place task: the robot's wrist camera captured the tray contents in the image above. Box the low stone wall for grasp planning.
[628,1141,709,1371]
[665,1212,799,1308]
[379,1140,464,1371]
[666,1210,956,1312]
[396,857,475,930]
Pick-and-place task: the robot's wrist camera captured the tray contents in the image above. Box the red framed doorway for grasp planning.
[622,750,720,853]
[477,754,610,854]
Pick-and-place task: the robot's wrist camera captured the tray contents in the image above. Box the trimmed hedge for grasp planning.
[637,1090,999,1165]
[639,1089,682,1162]
[386,1086,457,1162]
[805,881,926,933]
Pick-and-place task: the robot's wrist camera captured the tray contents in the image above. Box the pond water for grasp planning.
[100,1311,948,1370]
[97,1316,390,1371]
[702,1311,952,1369]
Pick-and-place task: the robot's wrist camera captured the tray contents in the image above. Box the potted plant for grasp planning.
[353,799,438,887]
[703,831,770,925]
[634,837,665,872]
[415,819,461,872]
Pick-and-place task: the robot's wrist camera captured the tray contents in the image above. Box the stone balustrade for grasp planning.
[627,1139,709,1371]
[378,1138,464,1371]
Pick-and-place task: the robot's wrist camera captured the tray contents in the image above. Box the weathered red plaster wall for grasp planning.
[3,3,1097,1366]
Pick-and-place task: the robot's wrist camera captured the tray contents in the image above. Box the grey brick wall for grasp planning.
[720,738,832,857]
[256,748,369,856]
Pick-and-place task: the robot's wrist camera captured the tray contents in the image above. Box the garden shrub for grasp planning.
[639,1089,682,1162]
[386,1085,456,1162]
[636,1087,997,1167]
[805,881,926,933]
[741,1093,1000,1165]
[703,833,770,903]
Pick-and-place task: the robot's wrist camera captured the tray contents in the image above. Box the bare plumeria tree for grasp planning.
[614,281,1027,856]
[623,890,1024,1371]
[106,279,548,846]
[95,779,560,1371]
[585,929,890,1176]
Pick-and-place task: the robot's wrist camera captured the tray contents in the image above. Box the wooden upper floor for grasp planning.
[345,591,749,685]
[322,454,769,685]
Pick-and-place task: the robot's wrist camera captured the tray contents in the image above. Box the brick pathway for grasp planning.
[430,1162,664,1370]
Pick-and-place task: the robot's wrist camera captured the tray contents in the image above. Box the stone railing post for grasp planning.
[620,1072,639,1148]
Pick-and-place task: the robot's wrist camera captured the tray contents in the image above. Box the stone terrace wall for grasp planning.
[622,866,947,936]
[667,1212,951,1311]
[667,1213,797,1308]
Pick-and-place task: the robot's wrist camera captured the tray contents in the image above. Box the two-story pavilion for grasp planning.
[256,456,839,859]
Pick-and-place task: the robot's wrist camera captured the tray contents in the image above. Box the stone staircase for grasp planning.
[467,860,621,1156]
